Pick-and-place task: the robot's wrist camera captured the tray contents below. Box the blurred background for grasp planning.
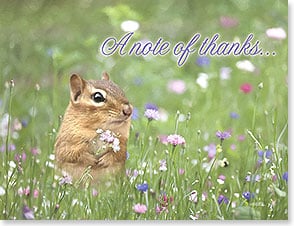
[0,0,288,146]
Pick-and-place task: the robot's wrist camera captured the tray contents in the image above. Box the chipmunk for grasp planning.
[54,72,132,185]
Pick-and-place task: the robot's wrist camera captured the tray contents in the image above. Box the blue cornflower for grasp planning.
[230,112,239,119]
[145,103,158,111]
[217,194,229,205]
[257,149,273,165]
[242,191,254,201]
[23,205,34,220]
[245,174,261,182]
[196,56,210,67]
[282,172,288,183]
[136,183,148,192]
[216,131,231,140]
[131,107,139,120]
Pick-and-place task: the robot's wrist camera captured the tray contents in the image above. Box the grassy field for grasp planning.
[0,0,288,220]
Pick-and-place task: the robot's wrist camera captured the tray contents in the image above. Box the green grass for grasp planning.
[0,0,288,220]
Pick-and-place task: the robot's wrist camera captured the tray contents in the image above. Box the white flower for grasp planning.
[196,73,208,89]
[266,27,287,40]
[189,190,198,203]
[236,60,255,72]
[120,20,140,32]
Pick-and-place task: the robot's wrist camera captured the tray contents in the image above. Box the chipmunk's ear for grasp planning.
[70,74,86,103]
[101,71,110,81]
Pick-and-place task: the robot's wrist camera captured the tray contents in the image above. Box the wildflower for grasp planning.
[59,173,72,186]
[15,152,27,162]
[145,103,158,111]
[217,195,229,205]
[144,109,160,121]
[158,135,168,145]
[216,131,231,141]
[136,183,149,192]
[245,174,261,182]
[131,107,139,120]
[96,129,121,152]
[217,175,226,184]
[33,189,39,198]
[219,16,239,28]
[240,83,253,94]
[189,190,198,203]
[133,203,147,214]
[236,60,255,72]
[99,130,115,143]
[120,20,140,32]
[196,72,209,89]
[23,205,34,220]
[167,80,186,94]
[282,172,288,183]
[238,134,246,141]
[196,56,210,67]
[242,191,254,201]
[257,149,273,165]
[220,67,232,80]
[92,188,99,197]
[159,159,167,171]
[156,193,174,213]
[204,144,216,159]
[166,134,186,146]
[266,27,287,40]
[31,147,40,156]
[230,112,239,119]
[178,168,185,175]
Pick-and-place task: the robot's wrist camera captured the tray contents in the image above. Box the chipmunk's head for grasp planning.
[68,72,132,134]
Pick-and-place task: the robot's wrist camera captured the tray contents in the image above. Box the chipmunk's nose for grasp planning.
[122,103,133,117]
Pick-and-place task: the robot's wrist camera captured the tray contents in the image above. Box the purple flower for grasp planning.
[282,172,288,183]
[257,149,273,164]
[133,203,147,214]
[144,109,160,121]
[230,112,239,119]
[96,129,121,152]
[145,103,158,111]
[31,147,40,156]
[216,131,231,140]
[136,183,149,192]
[245,174,261,182]
[204,143,216,159]
[217,195,229,205]
[159,159,167,171]
[242,191,254,201]
[59,173,72,186]
[166,134,186,146]
[23,205,34,220]
[131,107,139,120]
[196,56,210,67]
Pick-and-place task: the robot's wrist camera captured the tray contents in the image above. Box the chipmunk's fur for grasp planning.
[54,72,132,185]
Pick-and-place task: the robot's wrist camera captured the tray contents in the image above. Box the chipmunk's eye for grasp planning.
[92,92,105,103]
